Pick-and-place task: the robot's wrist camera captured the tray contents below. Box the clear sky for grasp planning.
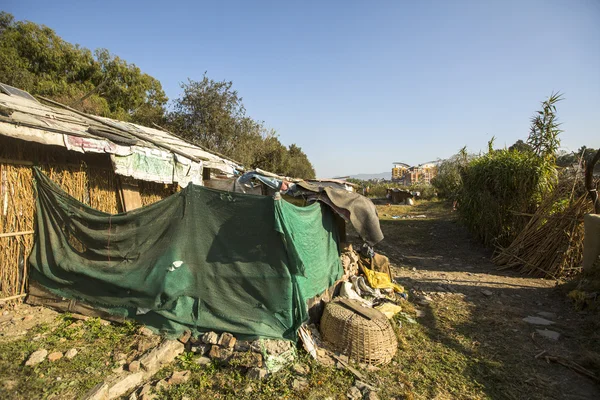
[3,0,599,177]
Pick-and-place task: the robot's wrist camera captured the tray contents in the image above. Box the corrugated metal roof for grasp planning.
[0,83,242,177]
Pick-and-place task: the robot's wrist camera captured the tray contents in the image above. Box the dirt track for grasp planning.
[376,201,600,399]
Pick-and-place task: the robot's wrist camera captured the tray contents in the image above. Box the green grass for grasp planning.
[0,315,140,400]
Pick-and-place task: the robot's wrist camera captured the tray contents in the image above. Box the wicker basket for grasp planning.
[320,300,397,365]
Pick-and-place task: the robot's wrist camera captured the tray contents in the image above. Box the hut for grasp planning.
[0,82,241,300]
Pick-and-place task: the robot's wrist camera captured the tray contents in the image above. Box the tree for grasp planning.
[0,12,167,126]
[168,75,316,178]
[508,139,533,153]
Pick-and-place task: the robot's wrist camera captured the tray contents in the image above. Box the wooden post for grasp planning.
[585,149,600,214]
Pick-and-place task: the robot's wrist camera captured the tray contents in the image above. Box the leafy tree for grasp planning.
[169,75,316,178]
[508,139,533,153]
[0,12,167,126]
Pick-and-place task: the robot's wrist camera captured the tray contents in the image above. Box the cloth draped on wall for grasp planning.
[29,168,342,341]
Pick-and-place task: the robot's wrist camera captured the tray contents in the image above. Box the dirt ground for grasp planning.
[376,200,600,399]
[1,199,599,399]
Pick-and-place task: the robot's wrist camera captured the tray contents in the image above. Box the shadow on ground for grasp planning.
[367,201,600,399]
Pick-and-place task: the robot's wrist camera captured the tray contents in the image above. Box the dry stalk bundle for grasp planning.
[493,175,593,278]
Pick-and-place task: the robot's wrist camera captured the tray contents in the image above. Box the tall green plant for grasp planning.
[527,92,563,162]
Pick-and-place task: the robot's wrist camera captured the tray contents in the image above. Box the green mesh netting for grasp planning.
[29,168,341,340]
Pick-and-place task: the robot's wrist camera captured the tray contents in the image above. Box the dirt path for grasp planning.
[375,201,600,399]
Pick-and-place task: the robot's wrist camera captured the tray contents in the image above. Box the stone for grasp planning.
[202,331,219,345]
[140,394,157,400]
[217,332,236,348]
[292,363,310,375]
[208,345,233,362]
[82,382,109,400]
[364,391,380,400]
[191,344,210,355]
[195,356,211,366]
[234,340,251,352]
[292,377,309,391]
[65,348,78,359]
[536,329,561,341]
[347,386,362,400]
[155,380,168,390]
[25,349,48,366]
[139,384,152,396]
[523,316,555,326]
[537,311,557,319]
[112,366,124,374]
[168,370,191,385]
[178,330,191,344]
[247,367,267,380]
[139,327,154,337]
[355,381,377,392]
[128,391,138,400]
[23,315,34,322]
[261,339,292,355]
[481,289,493,297]
[48,351,63,362]
[139,340,185,373]
[108,372,144,399]
[128,360,140,372]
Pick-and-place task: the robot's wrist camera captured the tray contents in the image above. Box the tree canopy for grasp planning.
[0,12,316,178]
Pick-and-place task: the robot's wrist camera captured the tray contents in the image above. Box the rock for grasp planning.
[217,332,236,348]
[292,362,310,375]
[522,316,555,326]
[65,348,78,359]
[139,327,154,337]
[178,330,191,344]
[139,384,152,396]
[355,381,377,392]
[261,339,292,355]
[108,372,144,399]
[364,391,380,400]
[25,349,48,366]
[82,382,109,400]
[537,311,557,319]
[208,345,233,362]
[202,331,219,345]
[233,340,251,352]
[128,391,138,400]
[292,377,309,391]
[247,367,267,380]
[23,315,34,322]
[128,360,140,372]
[536,329,561,341]
[168,370,191,385]
[481,289,493,297]
[155,379,168,390]
[190,344,210,355]
[347,386,362,400]
[48,351,63,362]
[195,356,211,366]
[139,339,185,373]
[112,366,124,374]
[140,394,157,400]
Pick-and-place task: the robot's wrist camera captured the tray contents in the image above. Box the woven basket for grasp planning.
[320,300,397,365]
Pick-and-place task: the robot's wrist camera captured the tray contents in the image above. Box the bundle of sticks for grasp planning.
[493,175,593,278]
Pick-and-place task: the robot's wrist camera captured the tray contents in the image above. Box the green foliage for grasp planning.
[431,147,473,200]
[508,139,533,153]
[0,12,167,126]
[458,149,556,246]
[168,76,315,178]
[527,92,563,162]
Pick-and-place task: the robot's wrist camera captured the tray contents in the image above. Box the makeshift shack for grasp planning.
[386,188,414,205]
[0,83,388,343]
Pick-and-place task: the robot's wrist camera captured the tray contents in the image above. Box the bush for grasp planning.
[457,149,555,246]
[431,148,473,200]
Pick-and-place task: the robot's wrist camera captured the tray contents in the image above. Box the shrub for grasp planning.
[457,148,555,246]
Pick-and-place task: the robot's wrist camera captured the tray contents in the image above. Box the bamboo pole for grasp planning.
[0,293,26,302]
[0,230,34,238]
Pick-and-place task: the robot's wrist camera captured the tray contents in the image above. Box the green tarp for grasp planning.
[29,168,342,340]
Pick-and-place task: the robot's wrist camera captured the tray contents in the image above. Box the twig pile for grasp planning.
[493,174,593,278]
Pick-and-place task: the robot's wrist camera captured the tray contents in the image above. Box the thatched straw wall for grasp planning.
[0,137,173,300]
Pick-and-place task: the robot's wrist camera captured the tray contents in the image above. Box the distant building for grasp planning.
[391,161,438,185]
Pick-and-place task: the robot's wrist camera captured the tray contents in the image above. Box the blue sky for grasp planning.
[3,0,599,177]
